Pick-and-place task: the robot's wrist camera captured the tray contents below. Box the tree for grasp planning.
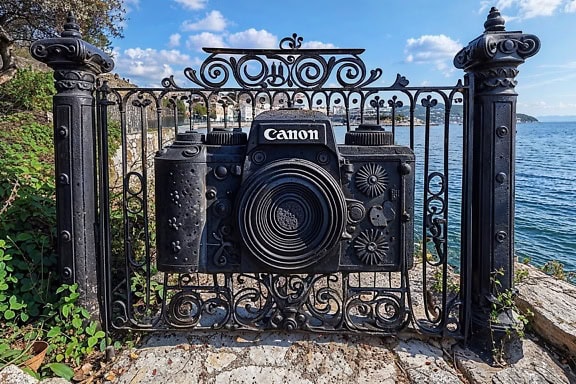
[0,0,125,79]
[193,103,207,119]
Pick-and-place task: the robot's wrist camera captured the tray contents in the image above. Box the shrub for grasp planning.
[0,113,57,321]
[0,111,110,378]
[0,68,55,114]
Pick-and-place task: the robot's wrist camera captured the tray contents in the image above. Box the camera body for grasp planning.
[155,109,414,274]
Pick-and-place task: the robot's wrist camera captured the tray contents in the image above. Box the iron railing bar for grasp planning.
[421,97,436,325]
[118,97,134,322]
[461,74,474,342]
[105,85,469,93]
[442,106,451,335]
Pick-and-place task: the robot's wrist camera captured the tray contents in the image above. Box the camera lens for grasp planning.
[237,159,346,271]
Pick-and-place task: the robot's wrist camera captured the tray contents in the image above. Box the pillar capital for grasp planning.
[454,8,540,92]
[30,12,114,80]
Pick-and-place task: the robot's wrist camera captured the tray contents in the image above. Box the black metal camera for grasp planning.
[155,109,414,274]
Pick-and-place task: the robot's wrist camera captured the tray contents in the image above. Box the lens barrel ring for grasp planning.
[237,159,347,271]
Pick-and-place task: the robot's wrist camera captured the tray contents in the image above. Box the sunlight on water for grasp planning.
[180,121,576,271]
[338,122,576,271]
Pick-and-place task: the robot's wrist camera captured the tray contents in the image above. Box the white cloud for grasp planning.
[114,48,192,86]
[168,33,181,48]
[519,0,562,17]
[186,32,227,51]
[480,0,573,19]
[227,29,277,49]
[174,0,207,10]
[181,10,228,31]
[301,41,337,49]
[123,0,140,13]
[404,34,462,75]
[518,99,576,115]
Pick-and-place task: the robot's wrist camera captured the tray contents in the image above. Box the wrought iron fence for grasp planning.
[94,33,469,337]
[31,9,540,347]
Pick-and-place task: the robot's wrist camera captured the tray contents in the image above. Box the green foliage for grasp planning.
[489,268,533,365]
[0,69,55,114]
[0,323,35,370]
[429,267,460,295]
[0,112,57,324]
[541,260,576,283]
[162,97,187,116]
[1,1,125,70]
[45,363,75,381]
[40,284,106,369]
[0,110,112,378]
[514,267,530,284]
[193,102,207,118]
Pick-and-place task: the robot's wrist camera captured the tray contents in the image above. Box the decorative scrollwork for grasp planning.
[30,13,114,74]
[233,274,273,327]
[424,172,447,265]
[53,70,96,92]
[211,225,237,267]
[305,275,342,328]
[166,290,230,328]
[345,292,408,332]
[279,33,304,50]
[476,67,519,91]
[168,34,383,89]
[453,8,540,70]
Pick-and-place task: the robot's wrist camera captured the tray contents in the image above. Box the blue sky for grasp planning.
[111,0,576,118]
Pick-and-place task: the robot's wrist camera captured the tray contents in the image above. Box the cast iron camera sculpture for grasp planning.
[155,109,414,274]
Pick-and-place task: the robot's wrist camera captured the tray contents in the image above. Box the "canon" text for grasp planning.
[263,128,320,141]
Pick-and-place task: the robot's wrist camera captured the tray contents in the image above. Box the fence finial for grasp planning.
[61,11,82,39]
[484,7,506,32]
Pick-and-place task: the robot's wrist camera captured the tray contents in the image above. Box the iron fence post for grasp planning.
[30,13,114,315]
[454,8,540,347]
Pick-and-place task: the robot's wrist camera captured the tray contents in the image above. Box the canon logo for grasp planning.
[263,128,319,141]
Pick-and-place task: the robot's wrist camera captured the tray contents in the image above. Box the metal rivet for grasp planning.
[58,126,68,138]
[496,126,509,138]
[495,172,507,183]
[60,230,71,242]
[62,267,72,279]
[58,173,70,185]
[214,165,228,180]
[503,39,515,51]
[206,189,217,199]
[399,163,412,175]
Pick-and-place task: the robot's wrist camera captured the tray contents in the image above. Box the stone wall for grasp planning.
[109,128,175,191]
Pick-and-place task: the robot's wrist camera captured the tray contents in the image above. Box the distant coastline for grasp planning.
[536,115,576,122]
[517,113,538,123]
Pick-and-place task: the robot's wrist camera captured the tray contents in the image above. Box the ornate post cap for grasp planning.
[30,12,114,74]
[453,8,540,71]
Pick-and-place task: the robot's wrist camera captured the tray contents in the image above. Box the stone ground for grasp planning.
[2,329,574,383]
[2,263,576,383]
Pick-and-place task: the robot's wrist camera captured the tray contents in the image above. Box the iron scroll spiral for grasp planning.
[237,159,347,271]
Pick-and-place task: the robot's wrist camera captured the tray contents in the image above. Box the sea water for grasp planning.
[181,121,576,271]
[335,122,576,270]
[336,122,576,271]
